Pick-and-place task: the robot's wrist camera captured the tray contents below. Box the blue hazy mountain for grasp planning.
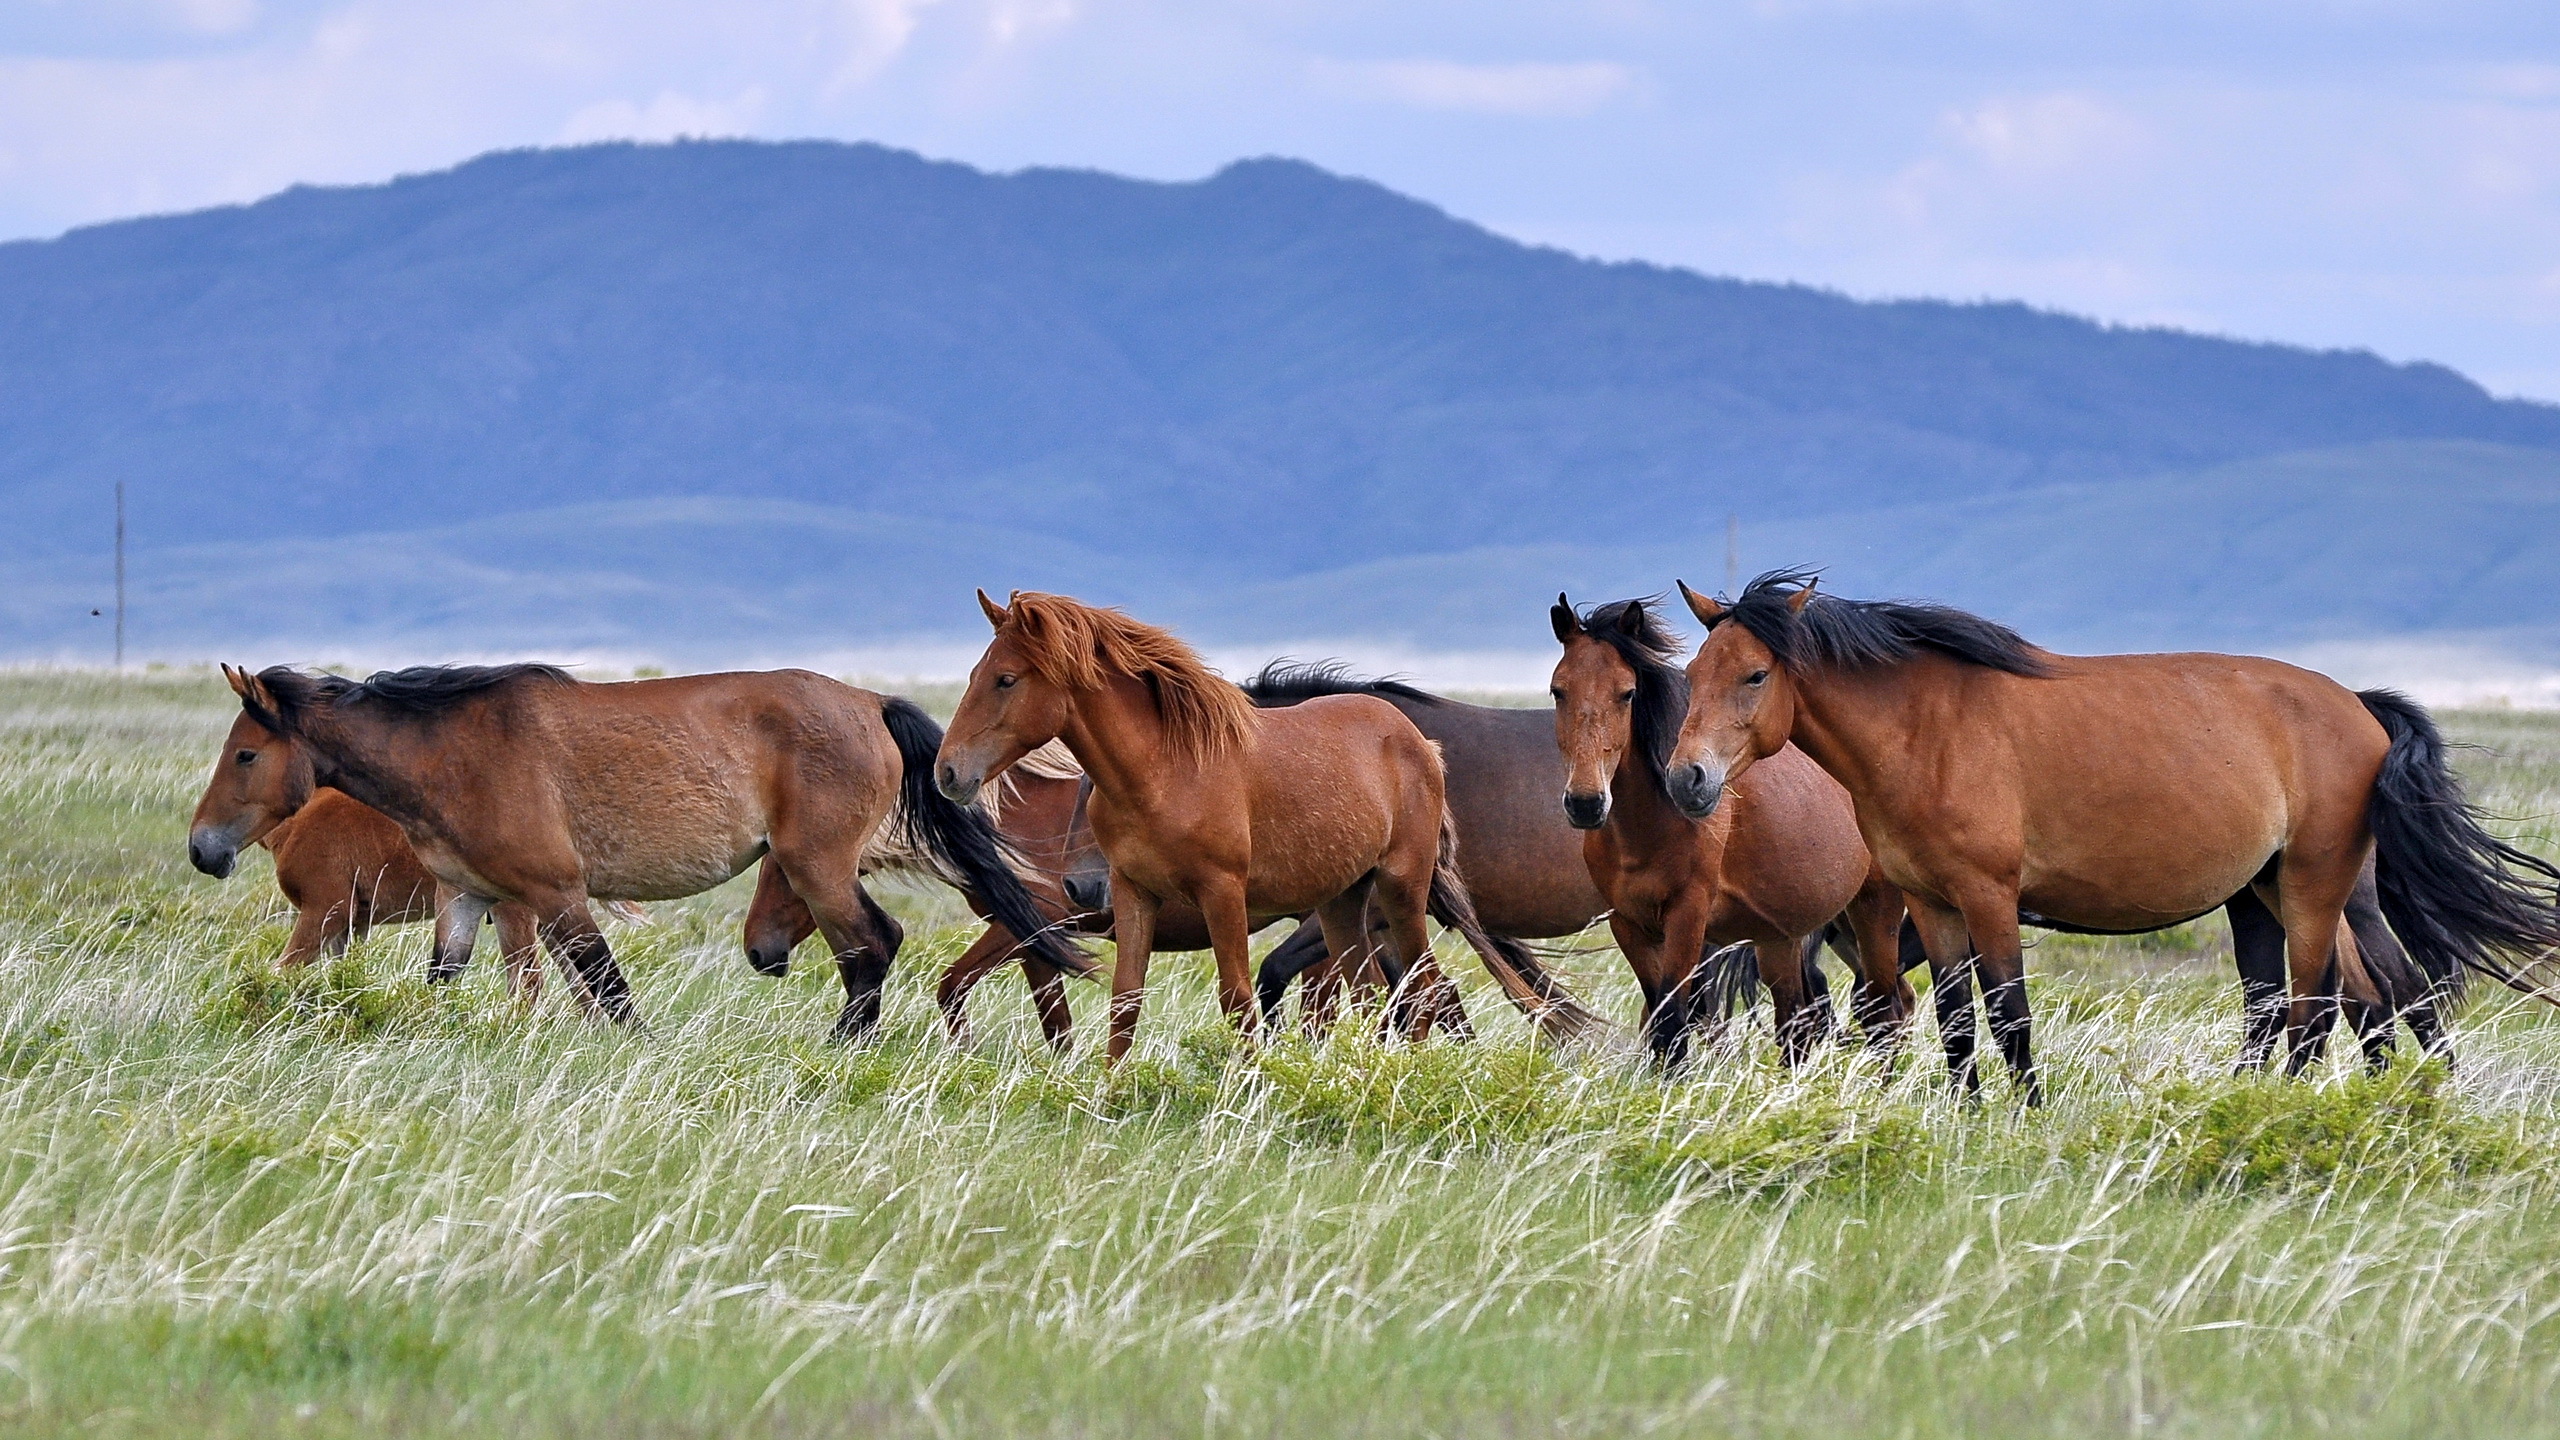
[3,139,2556,660]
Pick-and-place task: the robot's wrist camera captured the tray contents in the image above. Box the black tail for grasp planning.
[2360,688,2560,1002]
[881,697,1091,977]
[1427,817,1615,1045]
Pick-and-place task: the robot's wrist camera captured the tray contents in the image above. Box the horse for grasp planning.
[1238,663,1621,1032]
[222,663,1074,1038]
[934,591,1605,1063]
[1552,596,1909,1069]
[1666,569,2560,1101]
[188,710,552,1002]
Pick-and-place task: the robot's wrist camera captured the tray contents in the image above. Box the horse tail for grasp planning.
[2359,688,2560,1003]
[1694,940,1762,1024]
[880,697,1092,978]
[1426,813,1615,1045]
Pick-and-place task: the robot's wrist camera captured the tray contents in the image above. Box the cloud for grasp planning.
[1315,58,1638,117]
[559,88,770,144]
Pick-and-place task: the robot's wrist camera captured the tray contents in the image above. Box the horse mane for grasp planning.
[1718,568,2051,677]
[998,593,1256,761]
[1569,597,1689,788]
[1241,660,1444,708]
[1009,738,1084,781]
[253,662,574,728]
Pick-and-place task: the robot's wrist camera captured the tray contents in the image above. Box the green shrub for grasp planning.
[2075,1060,2535,1192]
[1612,1094,1937,1197]
[199,955,434,1041]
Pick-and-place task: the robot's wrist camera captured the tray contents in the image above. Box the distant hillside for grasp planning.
[3,139,2557,664]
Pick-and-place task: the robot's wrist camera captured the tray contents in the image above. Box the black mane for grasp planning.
[1718,567,2050,677]
[1242,659,1443,709]
[1570,597,1689,788]
[253,662,574,728]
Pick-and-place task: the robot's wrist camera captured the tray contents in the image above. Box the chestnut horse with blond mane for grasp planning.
[936,591,1604,1062]
[1668,569,2560,1101]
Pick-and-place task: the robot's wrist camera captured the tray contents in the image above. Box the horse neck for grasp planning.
[284,705,443,830]
[1057,672,1192,811]
[1607,739,1718,857]
[1782,665,1926,800]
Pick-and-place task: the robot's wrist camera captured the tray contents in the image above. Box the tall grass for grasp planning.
[2,669,2558,1437]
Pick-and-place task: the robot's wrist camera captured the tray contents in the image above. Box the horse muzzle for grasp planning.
[745,942,791,978]
[1561,790,1610,830]
[1062,869,1112,914]
[187,826,239,879]
[1666,762,1726,821]
[934,761,982,806]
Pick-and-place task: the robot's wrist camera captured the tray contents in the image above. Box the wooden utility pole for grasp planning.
[114,481,126,671]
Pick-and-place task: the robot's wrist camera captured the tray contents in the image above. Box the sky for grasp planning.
[4,1,2559,399]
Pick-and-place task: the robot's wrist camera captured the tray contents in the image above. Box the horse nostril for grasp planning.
[1562,792,1608,830]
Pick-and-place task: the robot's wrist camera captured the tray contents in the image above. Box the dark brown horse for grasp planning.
[1552,596,1908,1068]
[935,592,1604,1062]
[1239,664,1619,1031]
[1667,570,2560,1100]
[223,663,1071,1037]
[189,711,551,999]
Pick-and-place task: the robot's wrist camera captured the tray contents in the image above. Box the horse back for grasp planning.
[1385,697,1602,936]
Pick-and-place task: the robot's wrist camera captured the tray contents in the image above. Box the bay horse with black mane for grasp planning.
[223,663,1073,1037]
[935,591,1606,1063]
[188,710,647,1009]
[1668,569,2560,1101]
[1552,596,1909,1068]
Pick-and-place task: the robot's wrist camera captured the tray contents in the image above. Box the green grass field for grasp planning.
[4,669,2560,1437]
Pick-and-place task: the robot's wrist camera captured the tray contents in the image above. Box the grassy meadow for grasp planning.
[4,669,2560,1436]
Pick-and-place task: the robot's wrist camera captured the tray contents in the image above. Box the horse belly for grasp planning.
[2016,806,2278,930]
[1242,796,1397,917]
[570,793,770,901]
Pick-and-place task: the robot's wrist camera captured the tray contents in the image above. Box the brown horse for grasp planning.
[223,663,1072,1037]
[188,711,550,999]
[1552,596,1908,1068]
[1666,569,2560,1101]
[935,591,1602,1062]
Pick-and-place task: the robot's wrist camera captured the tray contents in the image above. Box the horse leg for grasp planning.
[936,925,1020,1049]
[1195,874,1264,1045]
[1256,915,1332,1033]
[1608,914,1680,1068]
[1907,901,1984,1099]
[532,895,640,1026]
[2344,866,2449,1068]
[1844,878,1915,1058]
[2273,852,2361,1078]
[430,890,495,985]
[2225,887,2289,1071]
[1953,898,2039,1105]
[1314,893,1376,1036]
[1366,867,1448,1044]
[1757,936,1821,1069]
[278,904,345,971]
[1023,958,1076,1055]
[494,902,547,1008]
[816,883,905,1044]
[1106,879,1159,1065]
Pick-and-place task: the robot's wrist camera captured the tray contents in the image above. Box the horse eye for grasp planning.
[1745,671,1769,687]
[1616,689,1636,704]
[995,674,1017,690]
[1547,687,1565,702]
[235,749,258,765]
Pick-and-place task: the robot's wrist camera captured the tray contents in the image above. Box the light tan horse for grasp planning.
[1667,569,2560,1100]
[1551,596,1908,1068]
[934,591,1604,1062]
[224,662,1073,1036]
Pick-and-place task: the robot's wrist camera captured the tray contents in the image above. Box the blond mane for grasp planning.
[1000,592,1257,762]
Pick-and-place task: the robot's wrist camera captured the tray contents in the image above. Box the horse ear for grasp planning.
[1677,580,1727,627]
[977,589,1009,630]
[221,664,251,698]
[1787,577,1819,614]
[1550,594,1578,645]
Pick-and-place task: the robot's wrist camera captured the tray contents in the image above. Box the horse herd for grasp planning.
[185,574,2560,1101]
